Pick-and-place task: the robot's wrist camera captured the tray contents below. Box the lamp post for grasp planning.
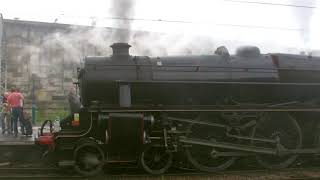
[31,74,37,124]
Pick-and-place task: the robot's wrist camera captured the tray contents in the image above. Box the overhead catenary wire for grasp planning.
[96,16,304,32]
[88,0,317,32]
[222,0,317,9]
[3,0,316,33]
[4,14,304,32]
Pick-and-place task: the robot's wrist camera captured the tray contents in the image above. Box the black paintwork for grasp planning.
[78,44,320,107]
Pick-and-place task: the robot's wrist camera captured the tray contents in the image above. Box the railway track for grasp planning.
[0,167,80,179]
[0,167,320,179]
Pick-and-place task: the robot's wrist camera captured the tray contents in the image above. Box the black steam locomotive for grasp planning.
[37,43,320,176]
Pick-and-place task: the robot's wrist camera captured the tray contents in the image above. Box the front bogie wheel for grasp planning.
[73,141,105,176]
[140,145,173,175]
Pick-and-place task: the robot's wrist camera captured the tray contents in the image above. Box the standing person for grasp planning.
[0,93,5,134]
[0,92,11,135]
[60,87,81,129]
[16,88,26,135]
[68,87,81,114]
[9,88,14,134]
[7,88,24,137]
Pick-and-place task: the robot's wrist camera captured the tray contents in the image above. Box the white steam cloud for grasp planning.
[290,0,316,49]
[110,0,135,42]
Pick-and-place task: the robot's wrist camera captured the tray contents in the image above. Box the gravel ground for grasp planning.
[0,168,320,180]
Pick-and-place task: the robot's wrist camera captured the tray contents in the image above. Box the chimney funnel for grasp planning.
[110,43,131,57]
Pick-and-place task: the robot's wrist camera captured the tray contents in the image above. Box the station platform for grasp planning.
[0,127,39,146]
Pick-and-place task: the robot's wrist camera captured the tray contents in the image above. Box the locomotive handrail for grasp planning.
[39,119,53,136]
[55,113,93,139]
[86,104,320,113]
[88,64,274,69]
[114,80,320,86]
[84,64,320,72]
[90,67,277,74]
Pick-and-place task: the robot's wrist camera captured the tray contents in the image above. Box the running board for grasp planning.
[285,148,320,154]
[58,160,75,167]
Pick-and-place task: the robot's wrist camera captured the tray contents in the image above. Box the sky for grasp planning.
[1,0,320,53]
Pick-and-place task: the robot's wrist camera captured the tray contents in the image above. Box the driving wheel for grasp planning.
[185,113,237,172]
[252,112,302,169]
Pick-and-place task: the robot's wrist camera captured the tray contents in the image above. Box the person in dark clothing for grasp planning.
[60,88,81,129]
[1,92,11,135]
[22,111,33,136]
[68,88,81,114]
[9,88,15,134]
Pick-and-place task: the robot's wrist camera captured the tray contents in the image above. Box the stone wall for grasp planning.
[1,19,111,119]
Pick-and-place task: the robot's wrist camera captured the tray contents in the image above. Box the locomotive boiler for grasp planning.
[79,43,320,107]
[38,43,320,176]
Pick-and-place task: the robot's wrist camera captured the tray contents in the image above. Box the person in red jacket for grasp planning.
[7,88,24,137]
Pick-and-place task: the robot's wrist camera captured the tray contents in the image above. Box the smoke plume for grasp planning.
[110,0,135,42]
[291,0,315,49]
